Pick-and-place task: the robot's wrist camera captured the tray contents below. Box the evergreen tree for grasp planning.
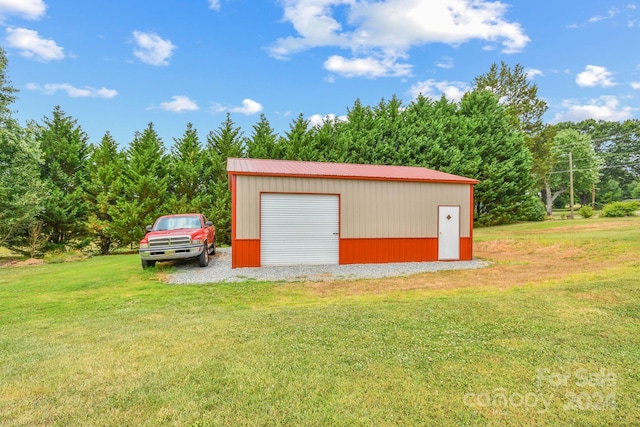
[86,132,123,254]
[399,95,457,168]
[37,106,90,246]
[456,91,536,224]
[282,113,311,160]
[206,113,245,245]
[308,116,346,162]
[370,95,405,165]
[166,123,212,214]
[338,99,376,164]
[246,114,280,159]
[111,123,168,246]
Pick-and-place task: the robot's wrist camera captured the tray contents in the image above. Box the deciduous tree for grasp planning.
[0,121,45,248]
[544,129,600,215]
[0,48,45,249]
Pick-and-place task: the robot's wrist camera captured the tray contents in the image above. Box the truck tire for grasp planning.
[198,243,209,267]
[210,238,216,255]
[142,259,156,269]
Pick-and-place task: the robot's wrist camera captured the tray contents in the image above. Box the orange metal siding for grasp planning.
[232,239,260,268]
[340,238,439,264]
[460,237,473,261]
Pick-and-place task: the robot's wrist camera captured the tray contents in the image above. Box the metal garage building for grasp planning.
[227,158,478,269]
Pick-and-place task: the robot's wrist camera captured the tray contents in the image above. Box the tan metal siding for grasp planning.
[235,175,471,239]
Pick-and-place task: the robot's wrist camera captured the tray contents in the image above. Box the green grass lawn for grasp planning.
[1,218,639,426]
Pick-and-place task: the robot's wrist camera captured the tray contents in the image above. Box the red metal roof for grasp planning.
[227,158,478,184]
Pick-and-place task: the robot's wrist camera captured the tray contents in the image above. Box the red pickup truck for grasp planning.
[139,213,216,269]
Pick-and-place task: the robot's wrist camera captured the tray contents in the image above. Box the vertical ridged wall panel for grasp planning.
[236,175,471,240]
[261,193,339,265]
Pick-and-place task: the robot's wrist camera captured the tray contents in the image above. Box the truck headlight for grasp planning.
[192,239,203,245]
[140,243,149,249]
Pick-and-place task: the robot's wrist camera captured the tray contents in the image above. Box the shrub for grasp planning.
[578,206,593,219]
[602,201,640,217]
[517,195,546,222]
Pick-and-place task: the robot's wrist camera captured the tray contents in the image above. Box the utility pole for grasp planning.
[569,151,574,219]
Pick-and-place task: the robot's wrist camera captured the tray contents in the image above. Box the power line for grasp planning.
[548,162,640,175]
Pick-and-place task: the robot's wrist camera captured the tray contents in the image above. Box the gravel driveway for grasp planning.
[167,247,487,284]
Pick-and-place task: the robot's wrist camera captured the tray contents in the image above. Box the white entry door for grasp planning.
[261,193,339,266]
[438,206,460,260]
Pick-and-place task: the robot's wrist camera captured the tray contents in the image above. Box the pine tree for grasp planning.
[246,114,279,159]
[86,132,123,254]
[338,99,376,164]
[456,91,535,224]
[37,106,90,246]
[111,123,168,246]
[282,113,310,160]
[205,113,245,245]
[166,123,211,214]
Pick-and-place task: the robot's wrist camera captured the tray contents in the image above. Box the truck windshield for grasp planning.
[154,216,201,231]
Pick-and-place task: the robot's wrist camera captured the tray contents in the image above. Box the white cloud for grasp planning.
[308,113,348,127]
[525,68,543,79]
[229,98,263,115]
[576,65,616,87]
[553,96,635,122]
[208,102,227,114]
[324,55,411,78]
[631,82,640,90]
[588,8,618,23]
[0,0,46,20]
[436,56,454,69]
[5,27,64,61]
[132,31,176,66]
[26,82,118,98]
[269,0,529,78]
[408,79,469,102]
[208,0,220,10]
[159,95,199,112]
[569,8,619,28]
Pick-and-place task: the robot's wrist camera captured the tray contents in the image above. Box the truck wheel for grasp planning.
[142,259,156,269]
[210,238,216,255]
[198,243,209,267]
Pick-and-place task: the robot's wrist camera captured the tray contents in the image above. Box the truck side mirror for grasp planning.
[205,221,213,227]
[146,225,153,232]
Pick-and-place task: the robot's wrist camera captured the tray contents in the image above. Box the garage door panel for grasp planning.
[261,194,339,265]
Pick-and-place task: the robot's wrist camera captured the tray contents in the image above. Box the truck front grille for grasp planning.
[148,235,191,247]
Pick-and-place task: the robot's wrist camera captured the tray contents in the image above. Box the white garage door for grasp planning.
[261,193,339,266]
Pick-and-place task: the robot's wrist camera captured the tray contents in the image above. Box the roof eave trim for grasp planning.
[226,170,479,185]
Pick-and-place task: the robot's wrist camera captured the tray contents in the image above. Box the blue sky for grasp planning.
[2,0,640,147]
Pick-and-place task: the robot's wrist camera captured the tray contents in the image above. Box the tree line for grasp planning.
[2,49,640,257]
